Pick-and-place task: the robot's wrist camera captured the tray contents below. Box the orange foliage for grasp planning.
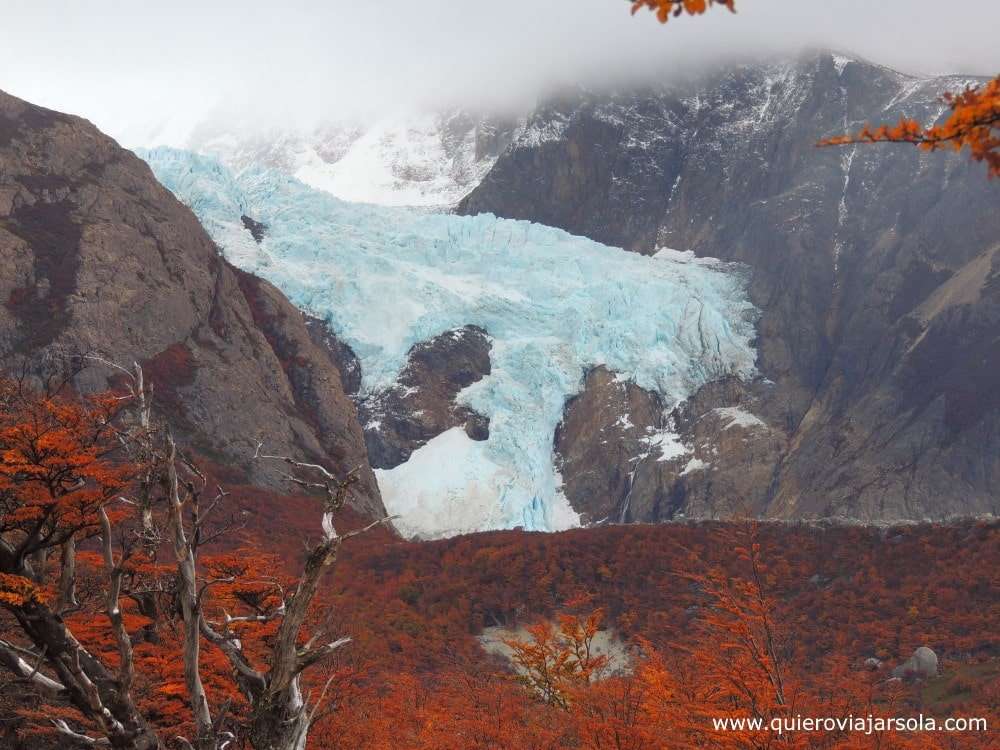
[2,374,996,748]
[821,75,1000,177]
[303,520,997,750]
[630,0,736,24]
[3,490,997,748]
[505,606,609,708]
[0,382,131,549]
[0,377,361,748]
[0,572,45,606]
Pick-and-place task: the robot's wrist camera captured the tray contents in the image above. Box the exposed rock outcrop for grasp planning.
[892,646,939,679]
[556,371,786,522]
[463,51,1000,521]
[554,367,666,524]
[0,90,384,518]
[359,325,492,468]
[632,378,788,521]
[240,213,267,243]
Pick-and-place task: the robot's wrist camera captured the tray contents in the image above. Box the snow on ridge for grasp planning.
[516,112,570,149]
[832,54,853,76]
[642,427,689,463]
[291,114,490,207]
[142,147,758,539]
[186,112,517,208]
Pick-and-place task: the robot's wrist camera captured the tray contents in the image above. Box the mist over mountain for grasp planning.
[118,48,998,530]
[3,0,998,149]
[460,50,1000,523]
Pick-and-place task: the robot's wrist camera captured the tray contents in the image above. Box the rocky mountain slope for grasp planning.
[460,50,1000,522]
[0,90,384,518]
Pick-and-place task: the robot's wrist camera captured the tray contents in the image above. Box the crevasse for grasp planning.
[142,147,758,538]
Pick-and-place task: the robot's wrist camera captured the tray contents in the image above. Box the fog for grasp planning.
[1,0,997,143]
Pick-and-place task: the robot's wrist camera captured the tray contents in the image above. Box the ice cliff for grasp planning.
[142,148,757,537]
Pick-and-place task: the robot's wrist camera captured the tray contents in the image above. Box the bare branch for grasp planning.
[56,537,79,614]
[165,435,215,744]
[51,718,111,747]
[296,636,351,674]
[306,673,339,728]
[199,619,266,692]
[0,641,65,698]
[99,506,136,700]
[80,354,137,386]
[337,515,398,542]
[253,441,344,481]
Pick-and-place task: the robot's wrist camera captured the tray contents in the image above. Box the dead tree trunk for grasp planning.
[245,534,345,750]
[200,446,391,750]
[0,538,161,750]
[165,437,216,750]
[56,536,78,613]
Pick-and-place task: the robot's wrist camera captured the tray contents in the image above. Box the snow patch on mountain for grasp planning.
[832,54,853,76]
[713,406,767,431]
[289,115,487,206]
[185,112,520,208]
[143,148,757,538]
[680,457,710,476]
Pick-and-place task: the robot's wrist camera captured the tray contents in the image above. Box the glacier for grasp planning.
[142,147,758,538]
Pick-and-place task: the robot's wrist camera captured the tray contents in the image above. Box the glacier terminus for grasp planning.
[143,148,758,538]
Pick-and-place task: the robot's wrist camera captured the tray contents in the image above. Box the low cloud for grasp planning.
[2,0,997,142]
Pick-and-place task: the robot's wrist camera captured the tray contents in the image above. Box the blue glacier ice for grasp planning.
[141,147,758,538]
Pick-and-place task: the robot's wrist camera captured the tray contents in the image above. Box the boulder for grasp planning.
[892,647,938,679]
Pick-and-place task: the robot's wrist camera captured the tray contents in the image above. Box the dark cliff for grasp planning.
[0,90,384,518]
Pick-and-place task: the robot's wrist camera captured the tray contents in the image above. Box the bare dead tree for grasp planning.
[154,437,393,750]
[1,357,393,750]
[202,443,394,750]
[0,361,160,750]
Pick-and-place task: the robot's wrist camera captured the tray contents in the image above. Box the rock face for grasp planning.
[634,378,789,520]
[0,90,384,518]
[557,371,787,522]
[359,326,491,469]
[462,51,1000,521]
[554,367,666,524]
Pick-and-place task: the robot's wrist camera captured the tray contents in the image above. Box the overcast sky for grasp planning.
[2,0,998,143]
